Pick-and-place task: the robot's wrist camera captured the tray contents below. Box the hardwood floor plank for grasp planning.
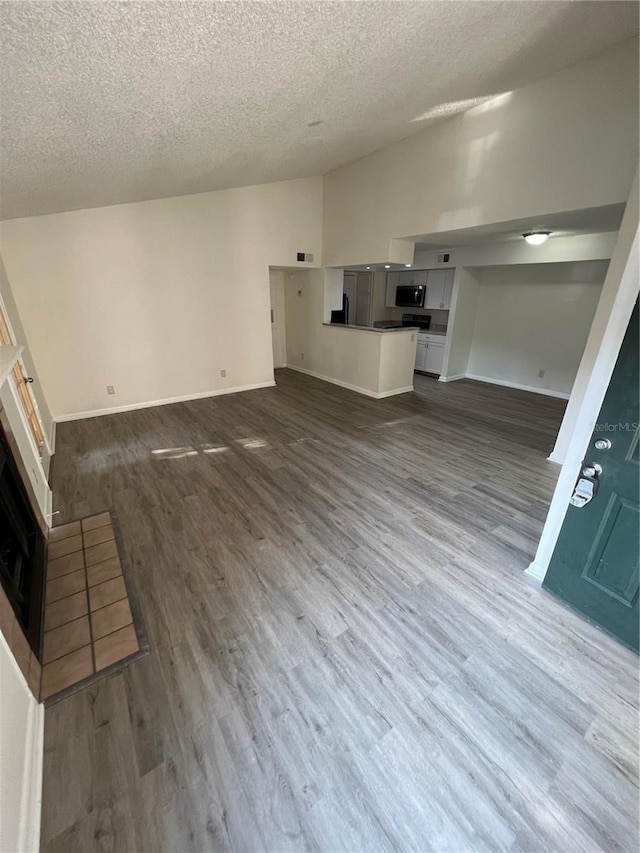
[42,371,639,852]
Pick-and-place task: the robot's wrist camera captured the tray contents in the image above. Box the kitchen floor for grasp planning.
[42,371,638,852]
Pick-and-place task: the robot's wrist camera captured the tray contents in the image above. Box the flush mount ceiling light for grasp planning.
[384,264,391,269]
[523,231,551,246]
[365,266,371,269]
[404,263,412,267]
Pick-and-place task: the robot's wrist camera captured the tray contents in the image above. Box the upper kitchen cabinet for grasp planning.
[398,269,428,287]
[386,268,454,309]
[424,268,454,310]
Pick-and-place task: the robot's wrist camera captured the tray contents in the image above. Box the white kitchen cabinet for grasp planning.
[415,334,445,375]
[425,268,454,310]
[415,339,428,371]
[424,340,445,374]
[387,268,453,309]
[385,271,400,307]
[399,269,428,287]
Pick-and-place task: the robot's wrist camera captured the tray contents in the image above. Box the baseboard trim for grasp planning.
[464,374,571,400]
[547,451,564,465]
[376,386,415,399]
[19,699,44,853]
[525,562,547,584]
[438,374,466,383]
[285,365,413,399]
[54,381,276,422]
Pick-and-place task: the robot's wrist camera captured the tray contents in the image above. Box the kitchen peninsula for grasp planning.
[288,322,418,399]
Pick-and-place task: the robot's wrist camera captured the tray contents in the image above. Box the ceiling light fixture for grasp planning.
[523,231,551,246]
[384,264,391,269]
[405,263,412,267]
[365,266,371,269]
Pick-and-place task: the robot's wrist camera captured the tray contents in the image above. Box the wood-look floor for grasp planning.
[43,370,639,853]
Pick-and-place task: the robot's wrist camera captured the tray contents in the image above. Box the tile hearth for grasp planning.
[40,512,140,701]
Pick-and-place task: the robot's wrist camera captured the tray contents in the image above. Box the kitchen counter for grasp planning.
[324,323,419,333]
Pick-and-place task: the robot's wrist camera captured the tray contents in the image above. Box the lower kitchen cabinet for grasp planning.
[425,340,445,374]
[415,336,445,375]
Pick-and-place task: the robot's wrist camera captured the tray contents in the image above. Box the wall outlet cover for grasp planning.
[220,369,227,377]
[106,385,115,395]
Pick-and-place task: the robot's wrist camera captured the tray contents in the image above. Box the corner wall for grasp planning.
[466,262,606,398]
[0,177,322,420]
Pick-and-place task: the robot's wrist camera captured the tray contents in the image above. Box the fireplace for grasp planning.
[0,426,46,656]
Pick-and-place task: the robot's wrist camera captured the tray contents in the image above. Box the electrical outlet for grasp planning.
[106,385,115,395]
[220,369,226,378]
[538,369,545,378]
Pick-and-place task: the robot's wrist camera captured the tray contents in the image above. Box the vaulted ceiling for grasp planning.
[1,1,638,219]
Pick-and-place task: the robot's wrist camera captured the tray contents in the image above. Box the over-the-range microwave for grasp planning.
[395,284,425,308]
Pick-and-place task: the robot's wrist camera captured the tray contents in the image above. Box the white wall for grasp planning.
[0,177,322,419]
[529,172,638,579]
[286,270,381,391]
[323,39,638,265]
[444,267,481,379]
[372,271,393,322]
[464,262,606,398]
[284,270,415,397]
[0,632,44,853]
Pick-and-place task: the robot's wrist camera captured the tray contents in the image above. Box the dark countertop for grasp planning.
[323,323,420,333]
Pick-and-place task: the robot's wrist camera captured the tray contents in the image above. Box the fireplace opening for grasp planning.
[0,426,46,656]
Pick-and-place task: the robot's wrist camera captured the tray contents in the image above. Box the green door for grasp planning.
[544,300,639,652]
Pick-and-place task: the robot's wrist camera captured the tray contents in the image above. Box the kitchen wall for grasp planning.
[323,39,638,266]
[284,270,415,396]
[459,261,607,398]
[388,306,450,329]
[286,270,380,390]
[372,271,392,322]
[0,177,322,419]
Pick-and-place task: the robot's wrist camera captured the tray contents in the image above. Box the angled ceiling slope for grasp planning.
[412,205,627,251]
[1,1,638,219]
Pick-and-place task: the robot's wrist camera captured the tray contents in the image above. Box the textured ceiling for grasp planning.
[1,1,638,219]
